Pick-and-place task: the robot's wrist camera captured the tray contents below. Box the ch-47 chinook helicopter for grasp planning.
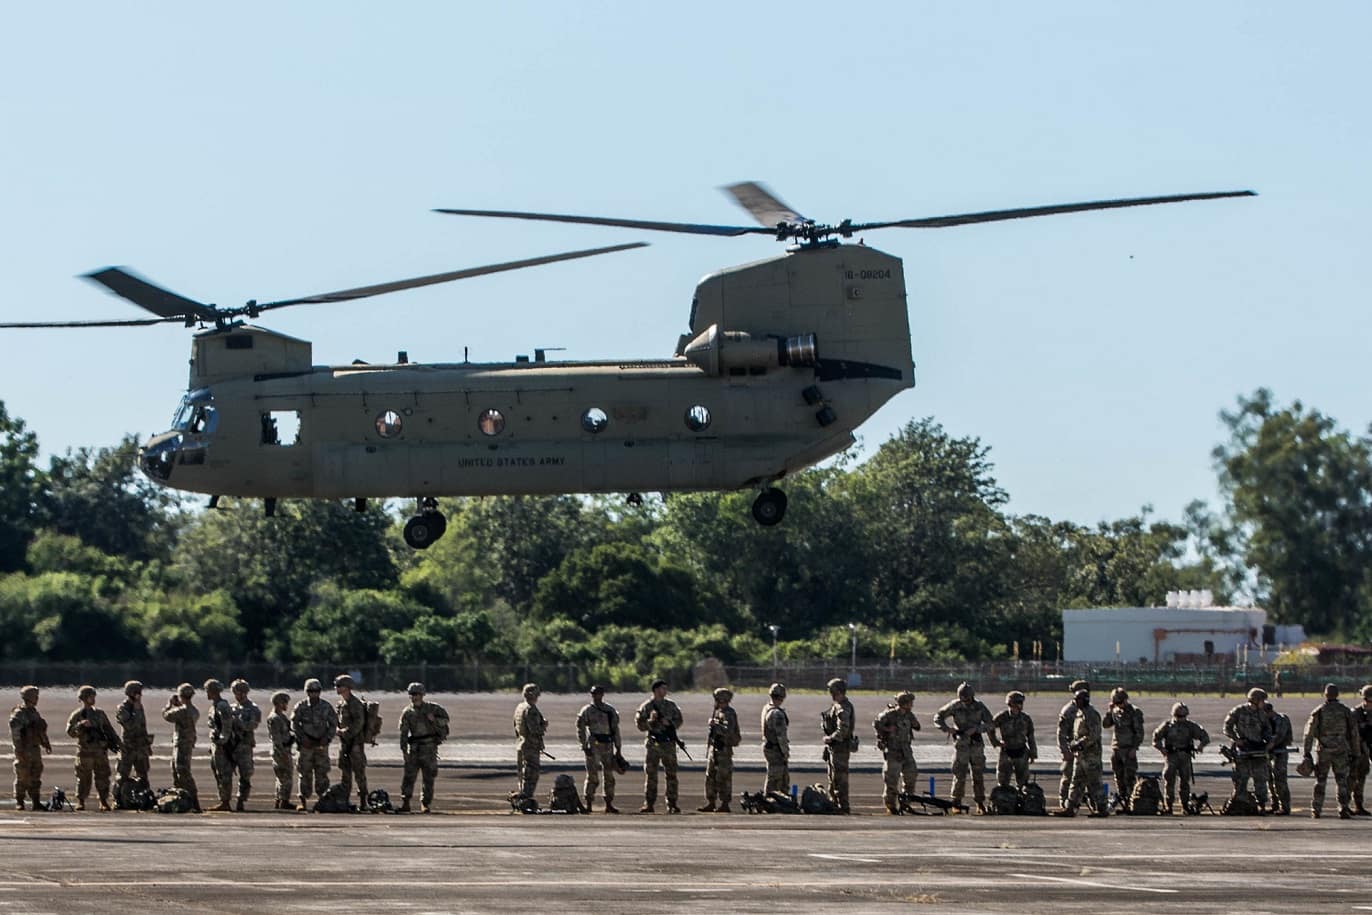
[3,182,1253,549]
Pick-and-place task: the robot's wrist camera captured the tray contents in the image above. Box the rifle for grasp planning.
[540,749,557,761]
[663,723,691,760]
[1184,791,1216,815]
[82,707,121,754]
[900,792,967,815]
[1219,745,1269,765]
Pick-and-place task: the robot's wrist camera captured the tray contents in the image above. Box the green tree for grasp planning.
[286,585,426,662]
[532,541,707,629]
[0,401,44,572]
[3,571,145,660]
[137,590,246,660]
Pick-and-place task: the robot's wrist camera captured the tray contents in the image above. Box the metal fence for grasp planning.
[3,657,1370,696]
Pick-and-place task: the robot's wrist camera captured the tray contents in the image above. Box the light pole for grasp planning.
[848,622,858,679]
[768,624,780,681]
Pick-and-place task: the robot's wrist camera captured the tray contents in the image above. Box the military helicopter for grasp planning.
[3,182,1253,548]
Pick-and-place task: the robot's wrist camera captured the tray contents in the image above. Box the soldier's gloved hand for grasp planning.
[583,745,593,756]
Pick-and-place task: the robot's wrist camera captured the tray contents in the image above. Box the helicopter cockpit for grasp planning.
[141,389,216,481]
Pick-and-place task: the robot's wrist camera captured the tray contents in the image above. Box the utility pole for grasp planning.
[848,622,858,680]
[768,624,780,681]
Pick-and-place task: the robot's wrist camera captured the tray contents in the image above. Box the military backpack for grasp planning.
[1129,775,1163,816]
[548,773,588,814]
[155,788,194,814]
[1018,779,1048,816]
[1221,791,1264,816]
[800,784,841,814]
[314,783,355,814]
[989,784,1021,815]
[113,776,157,811]
[362,699,384,744]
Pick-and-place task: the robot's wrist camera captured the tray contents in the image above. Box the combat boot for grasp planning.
[696,802,716,812]
[15,797,24,811]
[604,801,619,814]
[1311,809,1321,818]
[975,802,987,815]
[1050,807,1076,817]
[235,799,245,812]
[98,795,112,812]
[1356,806,1371,816]
[667,803,681,814]
[297,797,309,812]
[639,803,654,814]
[1339,807,1353,819]
[398,797,412,813]
[211,801,230,812]
[76,798,86,811]
[716,803,730,814]
[421,802,432,814]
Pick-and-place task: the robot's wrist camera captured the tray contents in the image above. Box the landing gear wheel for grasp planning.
[403,513,446,549]
[751,489,787,526]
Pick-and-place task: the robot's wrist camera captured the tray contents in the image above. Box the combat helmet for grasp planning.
[1172,702,1189,717]
[713,687,733,702]
[123,680,143,697]
[1246,687,1267,702]
[230,678,249,694]
[177,683,195,699]
[1324,683,1339,698]
[522,682,540,699]
[303,678,322,693]
[270,690,290,706]
[826,677,847,694]
[589,684,606,697]
[895,690,915,705]
[1110,687,1128,703]
[203,678,224,693]
[333,674,354,689]
[1069,680,1089,693]
[1006,690,1025,705]
[768,683,787,699]
[407,682,426,696]
[77,685,96,700]
[19,685,39,701]
[1361,685,1372,700]
[956,682,974,700]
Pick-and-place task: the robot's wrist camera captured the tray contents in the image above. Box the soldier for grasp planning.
[576,684,621,813]
[1052,689,1106,817]
[228,679,261,811]
[1223,687,1271,812]
[1352,684,1372,816]
[10,685,50,811]
[266,691,295,810]
[1056,679,1089,808]
[635,679,683,814]
[821,678,857,814]
[514,683,547,801]
[161,683,202,812]
[291,678,337,811]
[762,683,790,794]
[1264,701,1293,816]
[203,678,237,811]
[699,687,741,813]
[334,674,369,808]
[114,680,152,792]
[874,690,921,814]
[989,691,1036,790]
[1152,702,1208,814]
[398,682,449,813]
[1302,682,1361,819]
[935,682,994,813]
[66,685,120,811]
[1102,687,1144,811]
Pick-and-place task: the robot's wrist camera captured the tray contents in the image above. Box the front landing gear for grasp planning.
[751,488,787,526]
[403,497,447,550]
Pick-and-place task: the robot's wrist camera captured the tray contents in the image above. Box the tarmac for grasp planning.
[4,688,1368,913]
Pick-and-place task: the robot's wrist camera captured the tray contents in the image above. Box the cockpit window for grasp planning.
[169,389,214,432]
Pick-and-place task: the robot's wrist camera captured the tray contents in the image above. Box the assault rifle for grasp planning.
[81,708,121,754]
[900,792,968,815]
[1184,791,1216,815]
[663,723,692,760]
[1219,745,1270,765]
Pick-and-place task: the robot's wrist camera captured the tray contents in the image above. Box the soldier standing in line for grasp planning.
[398,682,449,813]
[1056,679,1089,808]
[874,690,921,814]
[1152,702,1208,814]
[333,674,369,808]
[10,685,50,811]
[1223,687,1272,812]
[1302,682,1361,819]
[66,685,120,811]
[635,679,683,814]
[114,681,151,793]
[162,683,202,812]
[266,691,295,810]
[203,679,237,812]
[1102,687,1144,811]
[935,682,993,814]
[821,678,857,814]
[989,691,1036,790]
[699,687,741,813]
[762,683,790,793]
[1351,685,1372,816]
[1263,701,1293,816]
[576,684,621,813]
[1052,689,1106,817]
[291,678,337,811]
[514,683,547,801]
[228,679,261,811]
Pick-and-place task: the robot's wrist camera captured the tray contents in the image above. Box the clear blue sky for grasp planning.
[2,4,1368,526]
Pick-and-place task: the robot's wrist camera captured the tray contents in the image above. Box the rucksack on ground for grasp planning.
[801,784,840,814]
[314,783,355,814]
[114,776,157,811]
[741,790,801,814]
[155,788,194,814]
[362,699,383,744]
[1130,776,1163,816]
[989,784,1020,815]
[1221,791,1263,816]
[549,774,587,814]
[1018,779,1047,816]
[508,791,540,814]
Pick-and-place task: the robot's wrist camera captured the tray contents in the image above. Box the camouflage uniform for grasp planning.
[335,691,369,803]
[514,687,547,800]
[10,689,50,809]
[1351,690,1372,815]
[934,690,994,810]
[874,697,921,811]
[821,683,856,813]
[1151,707,1208,813]
[1265,706,1293,815]
[701,690,741,811]
[114,690,152,786]
[230,690,261,808]
[1223,700,1271,807]
[66,694,120,809]
[1056,681,1088,806]
[399,689,449,811]
[291,689,337,806]
[266,700,295,808]
[1102,696,1145,808]
[205,685,238,809]
[635,688,683,811]
[575,692,621,810]
[1063,700,1104,814]
[989,705,1036,789]
[1303,694,1361,817]
[761,692,790,793]
[161,687,201,810]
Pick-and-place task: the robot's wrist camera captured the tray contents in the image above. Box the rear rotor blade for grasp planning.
[0,316,187,329]
[83,267,221,321]
[433,207,770,237]
[722,181,805,227]
[851,190,1257,231]
[256,242,651,311]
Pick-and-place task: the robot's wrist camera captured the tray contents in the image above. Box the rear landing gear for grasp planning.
[751,488,787,526]
[403,497,447,550]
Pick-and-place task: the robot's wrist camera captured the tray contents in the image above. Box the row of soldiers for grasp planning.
[9,676,449,813]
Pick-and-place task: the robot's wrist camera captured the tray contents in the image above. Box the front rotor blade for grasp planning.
[851,190,1257,231]
[256,242,651,311]
[0,316,187,329]
[83,267,221,321]
[722,181,805,227]
[433,207,770,237]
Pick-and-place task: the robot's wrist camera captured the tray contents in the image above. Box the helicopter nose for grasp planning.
[139,432,182,481]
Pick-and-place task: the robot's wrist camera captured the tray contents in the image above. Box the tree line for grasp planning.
[1,389,1368,682]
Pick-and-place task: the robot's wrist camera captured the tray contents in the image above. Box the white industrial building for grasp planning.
[1063,591,1306,665]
